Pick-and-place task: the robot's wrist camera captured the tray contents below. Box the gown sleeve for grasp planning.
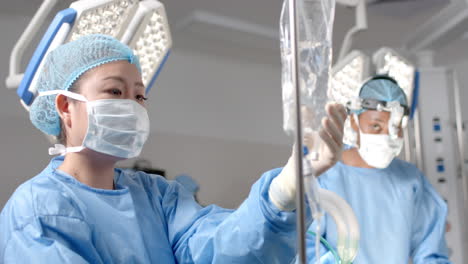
[410,172,452,264]
[161,168,312,264]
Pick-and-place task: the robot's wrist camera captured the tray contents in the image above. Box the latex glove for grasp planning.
[269,103,347,211]
[305,103,347,176]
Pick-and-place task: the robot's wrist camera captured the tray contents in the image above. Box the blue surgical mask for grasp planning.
[39,90,150,159]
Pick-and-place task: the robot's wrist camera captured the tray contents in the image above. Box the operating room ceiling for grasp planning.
[0,0,450,62]
[0,0,458,65]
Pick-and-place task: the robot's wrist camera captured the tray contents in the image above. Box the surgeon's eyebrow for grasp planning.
[368,116,386,123]
[103,76,145,88]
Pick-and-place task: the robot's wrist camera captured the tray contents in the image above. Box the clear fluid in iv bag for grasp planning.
[281,0,333,135]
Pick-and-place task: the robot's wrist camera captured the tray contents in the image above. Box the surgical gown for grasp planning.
[0,156,308,263]
[306,158,451,264]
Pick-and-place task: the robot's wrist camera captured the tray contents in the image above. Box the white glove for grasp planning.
[269,103,347,211]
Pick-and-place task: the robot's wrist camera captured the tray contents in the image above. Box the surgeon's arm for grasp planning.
[410,174,452,264]
[2,216,102,264]
[163,169,310,264]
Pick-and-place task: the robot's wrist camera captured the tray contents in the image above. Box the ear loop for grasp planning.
[37,90,89,155]
[39,90,88,102]
[353,114,363,147]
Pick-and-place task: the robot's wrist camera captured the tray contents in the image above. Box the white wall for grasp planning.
[0,14,292,210]
[147,48,290,146]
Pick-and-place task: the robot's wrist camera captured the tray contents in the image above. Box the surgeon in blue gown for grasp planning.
[0,34,348,263]
[306,75,451,263]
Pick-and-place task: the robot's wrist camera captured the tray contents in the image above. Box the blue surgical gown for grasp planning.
[0,156,308,263]
[306,158,451,264]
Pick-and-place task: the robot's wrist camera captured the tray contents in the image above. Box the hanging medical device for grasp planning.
[280,0,360,263]
[5,0,172,111]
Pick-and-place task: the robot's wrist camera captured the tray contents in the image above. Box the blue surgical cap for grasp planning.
[29,34,141,136]
[352,75,408,115]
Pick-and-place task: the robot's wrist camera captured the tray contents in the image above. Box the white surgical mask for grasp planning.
[39,90,150,159]
[353,114,403,169]
[358,132,403,169]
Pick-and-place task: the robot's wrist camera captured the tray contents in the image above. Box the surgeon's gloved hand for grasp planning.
[305,103,347,176]
[269,103,347,211]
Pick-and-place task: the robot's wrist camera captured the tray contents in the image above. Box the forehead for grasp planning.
[85,61,141,79]
[76,61,143,91]
[359,110,390,123]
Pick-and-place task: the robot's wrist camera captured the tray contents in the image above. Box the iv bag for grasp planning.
[280,0,336,136]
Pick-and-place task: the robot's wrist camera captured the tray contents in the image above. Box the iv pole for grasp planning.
[287,0,307,263]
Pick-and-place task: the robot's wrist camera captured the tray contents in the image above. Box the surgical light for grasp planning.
[68,0,138,42]
[126,0,172,88]
[329,50,370,105]
[7,0,172,108]
[373,47,415,107]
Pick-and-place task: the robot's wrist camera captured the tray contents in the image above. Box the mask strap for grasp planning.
[38,90,88,102]
[353,114,363,132]
[38,90,88,156]
[48,144,85,156]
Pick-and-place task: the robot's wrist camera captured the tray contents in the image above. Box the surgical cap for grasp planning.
[29,34,141,136]
[353,75,408,115]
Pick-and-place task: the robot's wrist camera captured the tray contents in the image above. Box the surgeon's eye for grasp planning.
[108,88,122,96]
[136,94,148,102]
[371,124,382,131]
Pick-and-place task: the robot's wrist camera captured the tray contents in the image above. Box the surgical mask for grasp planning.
[354,114,403,168]
[358,132,403,168]
[39,90,150,159]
